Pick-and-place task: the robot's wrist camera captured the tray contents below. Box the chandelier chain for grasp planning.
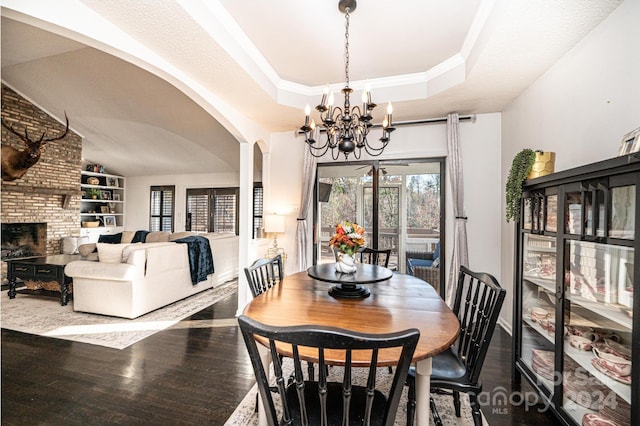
[299,0,395,161]
[344,8,350,87]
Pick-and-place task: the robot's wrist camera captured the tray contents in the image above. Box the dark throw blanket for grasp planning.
[174,236,215,285]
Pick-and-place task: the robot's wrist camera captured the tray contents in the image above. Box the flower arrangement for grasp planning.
[329,221,365,256]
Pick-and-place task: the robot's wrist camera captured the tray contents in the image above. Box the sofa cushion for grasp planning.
[407,257,433,275]
[97,243,132,263]
[146,231,170,243]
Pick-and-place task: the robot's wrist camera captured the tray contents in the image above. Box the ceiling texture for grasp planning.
[0,0,622,177]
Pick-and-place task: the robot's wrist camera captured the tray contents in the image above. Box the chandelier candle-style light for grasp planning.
[300,0,395,160]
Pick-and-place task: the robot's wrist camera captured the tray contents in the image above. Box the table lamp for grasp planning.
[264,214,286,261]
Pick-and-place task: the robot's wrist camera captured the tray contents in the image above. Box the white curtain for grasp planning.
[296,148,317,271]
[446,113,469,307]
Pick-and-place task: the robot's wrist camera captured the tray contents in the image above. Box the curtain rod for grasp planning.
[369,114,476,129]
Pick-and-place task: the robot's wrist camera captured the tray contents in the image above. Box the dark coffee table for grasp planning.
[6,254,80,306]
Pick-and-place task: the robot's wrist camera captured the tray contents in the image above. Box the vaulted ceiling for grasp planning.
[0,0,622,176]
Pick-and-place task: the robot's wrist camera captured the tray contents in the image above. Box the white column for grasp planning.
[236,140,253,316]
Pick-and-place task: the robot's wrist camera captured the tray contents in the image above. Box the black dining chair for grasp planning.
[244,254,320,408]
[244,255,283,298]
[238,315,420,426]
[358,247,391,268]
[244,255,285,411]
[405,265,506,426]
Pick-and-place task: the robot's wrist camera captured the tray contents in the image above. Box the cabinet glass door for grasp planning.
[522,234,557,393]
[610,185,635,239]
[563,240,632,425]
[546,194,558,233]
[566,192,582,235]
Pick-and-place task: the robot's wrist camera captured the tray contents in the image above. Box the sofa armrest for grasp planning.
[65,260,139,282]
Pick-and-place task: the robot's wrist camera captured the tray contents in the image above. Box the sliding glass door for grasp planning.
[314,159,444,276]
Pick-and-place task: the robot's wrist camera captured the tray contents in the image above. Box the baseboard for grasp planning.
[498,317,512,336]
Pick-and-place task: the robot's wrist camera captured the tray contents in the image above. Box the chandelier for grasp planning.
[300,0,394,160]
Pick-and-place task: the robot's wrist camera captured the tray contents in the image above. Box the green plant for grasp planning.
[506,149,537,223]
[86,188,101,198]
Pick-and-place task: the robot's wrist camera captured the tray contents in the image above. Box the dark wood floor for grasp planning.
[1,292,561,425]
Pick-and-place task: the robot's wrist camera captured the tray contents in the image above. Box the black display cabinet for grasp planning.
[513,155,639,426]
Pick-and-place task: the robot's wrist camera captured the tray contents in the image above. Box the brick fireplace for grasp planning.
[1,84,83,282]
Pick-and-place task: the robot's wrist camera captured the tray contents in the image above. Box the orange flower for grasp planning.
[329,221,366,256]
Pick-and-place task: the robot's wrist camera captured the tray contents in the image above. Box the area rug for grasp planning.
[1,280,237,350]
[224,358,488,425]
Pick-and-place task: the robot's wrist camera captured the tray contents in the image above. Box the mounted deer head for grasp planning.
[1,113,69,181]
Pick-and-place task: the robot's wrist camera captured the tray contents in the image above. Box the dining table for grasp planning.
[242,266,460,425]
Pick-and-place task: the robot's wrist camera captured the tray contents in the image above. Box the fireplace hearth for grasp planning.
[1,223,47,261]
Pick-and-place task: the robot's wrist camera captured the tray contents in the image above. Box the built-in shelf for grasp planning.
[80,170,125,241]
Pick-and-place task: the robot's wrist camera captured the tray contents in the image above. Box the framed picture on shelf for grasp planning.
[100,206,109,214]
[113,193,121,201]
[100,190,111,200]
[106,177,118,187]
[103,215,116,227]
[617,126,640,156]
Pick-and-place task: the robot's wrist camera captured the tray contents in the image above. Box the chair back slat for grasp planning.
[269,340,292,424]
[244,255,283,297]
[238,316,419,426]
[318,349,328,426]
[453,266,506,384]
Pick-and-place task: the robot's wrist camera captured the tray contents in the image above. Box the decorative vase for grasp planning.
[335,253,357,274]
[528,151,556,179]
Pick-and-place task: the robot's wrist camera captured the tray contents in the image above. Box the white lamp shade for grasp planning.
[264,214,285,233]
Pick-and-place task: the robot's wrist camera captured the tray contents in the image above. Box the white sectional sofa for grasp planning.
[64,232,239,319]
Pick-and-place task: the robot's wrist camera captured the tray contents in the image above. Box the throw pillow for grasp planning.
[169,231,193,241]
[121,243,142,262]
[96,243,130,263]
[78,243,97,257]
[121,231,136,244]
[98,232,122,244]
[132,230,149,243]
[146,231,170,243]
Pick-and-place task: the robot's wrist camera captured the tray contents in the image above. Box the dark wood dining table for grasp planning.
[243,268,460,425]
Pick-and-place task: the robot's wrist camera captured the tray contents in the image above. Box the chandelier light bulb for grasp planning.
[320,86,329,107]
[361,90,368,115]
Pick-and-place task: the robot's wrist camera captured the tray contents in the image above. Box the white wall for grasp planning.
[268,113,503,286]
[125,172,239,232]
[500,0,640,332]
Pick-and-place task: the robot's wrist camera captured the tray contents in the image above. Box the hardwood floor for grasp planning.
[1,292,561,425]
